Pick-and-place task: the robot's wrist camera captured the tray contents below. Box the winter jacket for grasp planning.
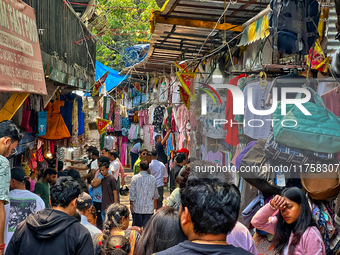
[5,209,94,255]
[251,203,326,255]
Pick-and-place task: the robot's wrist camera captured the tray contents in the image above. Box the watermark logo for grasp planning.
[199,83,312,116]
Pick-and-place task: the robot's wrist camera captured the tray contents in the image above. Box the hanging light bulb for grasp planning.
[212,64,223,84]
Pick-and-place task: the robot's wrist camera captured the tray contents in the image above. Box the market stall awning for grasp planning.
[238,7,270,46]
[95,61,129,92]
[120,0,270,75]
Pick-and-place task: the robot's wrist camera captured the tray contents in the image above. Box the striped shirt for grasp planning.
[130,171,159,214]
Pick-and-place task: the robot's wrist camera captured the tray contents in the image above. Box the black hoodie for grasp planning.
[6,209,94,255]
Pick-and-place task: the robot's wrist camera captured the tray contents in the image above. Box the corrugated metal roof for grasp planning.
[327,5,340,53]
[120,0,270,76]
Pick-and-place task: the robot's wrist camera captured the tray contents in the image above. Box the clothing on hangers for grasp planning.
[321,87,340,117]
[243,80,272,140]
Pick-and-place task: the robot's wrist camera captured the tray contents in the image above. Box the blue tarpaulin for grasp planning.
[123,44,149,67]
[95,61,128,92]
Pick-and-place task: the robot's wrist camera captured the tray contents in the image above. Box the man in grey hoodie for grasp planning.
[6,177,94,255]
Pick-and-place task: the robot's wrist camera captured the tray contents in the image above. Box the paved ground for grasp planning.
[120,168,171,226]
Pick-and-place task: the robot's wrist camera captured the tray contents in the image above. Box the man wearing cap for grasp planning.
[4,167,45,252]
[77,192,101,238]
[177,148,189,156]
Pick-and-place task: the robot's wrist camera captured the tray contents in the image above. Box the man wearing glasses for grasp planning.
[133,149,148,175]
[0,120,22,255]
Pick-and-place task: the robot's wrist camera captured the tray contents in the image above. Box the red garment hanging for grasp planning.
[224,74,246,146]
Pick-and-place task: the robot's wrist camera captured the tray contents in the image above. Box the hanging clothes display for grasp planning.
[114,108,122,131]
[40,100,71,140]
[321,87,340,117]
[200,95,227,139]
[243,80,272,140]
[152,105,166,133]
[224,74,246,146]
[83,97,90,141]
[70,98,79,147]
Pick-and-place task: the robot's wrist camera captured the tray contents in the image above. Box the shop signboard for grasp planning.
[0,0,47,94]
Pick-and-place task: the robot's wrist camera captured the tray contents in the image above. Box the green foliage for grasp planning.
[94,0,159,71]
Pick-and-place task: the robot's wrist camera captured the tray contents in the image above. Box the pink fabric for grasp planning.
[227,222,257,255]
[117,158,127,178]
[190,108,198,130]
[171,113,177,132]
[149,126,154,146]
[122,137,128,144]
[30,179,36,192]
[121,143,127,166]
[179,133,186,150]
[50,140,55,154]
[231,145,240,165]
[138,110,144,127]
[128,125,137,140]
[177,105,190,132]
[206,151,223,165]
[252,203,326,255]
[321,88,340,117]
[143,110,149,125]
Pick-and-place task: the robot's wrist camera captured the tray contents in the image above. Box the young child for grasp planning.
[100,162,118,222]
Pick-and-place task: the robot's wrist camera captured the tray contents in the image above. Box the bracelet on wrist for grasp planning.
[0,244,6,250]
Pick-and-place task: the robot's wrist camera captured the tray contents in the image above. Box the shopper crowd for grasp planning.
[0,120,329,255]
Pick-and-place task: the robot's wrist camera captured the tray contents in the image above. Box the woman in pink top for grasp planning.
[251,187,325,255]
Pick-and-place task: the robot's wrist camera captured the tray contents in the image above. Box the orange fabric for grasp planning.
[40,100,71,140]
[129,230,137,255]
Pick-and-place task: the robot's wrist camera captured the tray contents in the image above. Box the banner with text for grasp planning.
[0,0,46,94]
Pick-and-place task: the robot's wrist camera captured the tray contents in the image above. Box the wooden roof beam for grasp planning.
[210,0,269,5]
[153,13,243,32]
[176,4,260,13]
[165,0,182,18]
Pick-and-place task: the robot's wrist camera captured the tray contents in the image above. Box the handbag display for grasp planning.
[242,193,264,225]
[21,98,32,133]
[37,111,47,136]
[301,166,340,201]
[265,133,337,164]
[273,87,340,154]
[239,138,288,195]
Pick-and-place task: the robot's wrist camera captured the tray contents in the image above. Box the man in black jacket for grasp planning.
[6,177,94,255]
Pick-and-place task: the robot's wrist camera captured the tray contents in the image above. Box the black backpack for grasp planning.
[269,0,320,61]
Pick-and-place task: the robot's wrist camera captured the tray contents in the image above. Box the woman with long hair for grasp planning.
[251,187,325,254]
[95,204,141,255]
[102,235,131,255]
[134,206,187,255]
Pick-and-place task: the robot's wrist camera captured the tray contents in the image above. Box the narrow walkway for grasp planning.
[120,168,170,226]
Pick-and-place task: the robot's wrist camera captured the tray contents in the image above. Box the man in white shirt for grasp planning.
[149,151,168,209]
[77,192,101,238]
[108,151,120,202]
[5,167,45,252]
